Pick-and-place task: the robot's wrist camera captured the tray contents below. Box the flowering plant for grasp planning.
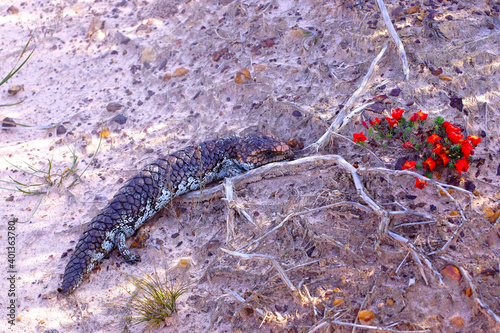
[353,109,481,189]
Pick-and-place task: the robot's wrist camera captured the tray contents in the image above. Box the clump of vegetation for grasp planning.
[121,267,190,331]
[1,137,102,222]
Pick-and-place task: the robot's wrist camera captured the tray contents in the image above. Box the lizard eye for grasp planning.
[264,151,275,158]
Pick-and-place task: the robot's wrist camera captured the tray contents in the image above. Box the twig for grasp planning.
[224,289,265,317]
[389,231,443,285]
[489,214,500,233]
[298,282,318,316]
[358,167,473,220]
[220,248,299,298]
[309,320,429,332]
[223,178,236,244]
[237,201,373,253]
[312,41,389,150]
[182,155,390,242]
[376,0,409,81]
[319,234,367,263]
[202,297,225,333]
[229,260,320,327]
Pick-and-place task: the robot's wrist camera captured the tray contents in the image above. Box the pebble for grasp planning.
[2,117,16,129]
[56,125,67,135]
[113,114,127,124]
[106,102,123,112]
[390,88,400,96]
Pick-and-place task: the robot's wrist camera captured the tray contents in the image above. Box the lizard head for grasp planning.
[234,133,293,168]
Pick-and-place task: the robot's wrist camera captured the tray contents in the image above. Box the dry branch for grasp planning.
[312,41,389,150]
[220,248,299,298]
[376,0,410,81]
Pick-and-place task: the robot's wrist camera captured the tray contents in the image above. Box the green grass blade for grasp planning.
[18,194,46,223]
[0,100,24,107]
[0,38,34,87]
[68,134,102,188]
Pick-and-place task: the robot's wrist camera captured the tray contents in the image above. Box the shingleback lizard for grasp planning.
[59,133,292,294]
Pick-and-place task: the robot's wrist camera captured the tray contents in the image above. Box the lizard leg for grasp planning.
[114,231,141,263]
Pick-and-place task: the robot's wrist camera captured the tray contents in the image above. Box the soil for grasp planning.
[0,0,499,332]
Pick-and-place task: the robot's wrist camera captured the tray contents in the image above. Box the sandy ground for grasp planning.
[0,0,499,332]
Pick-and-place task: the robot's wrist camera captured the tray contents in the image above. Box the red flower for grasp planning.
[427,133,441,145]
[416,110,427,121]
[402,141,414,149]
[353,132,367,143]
[448,131,463,144]
[432,144,445,154]
[439,153,450,166]
[369,117,381,126]
[443,122,463,135]
[422,157,436,171]
[410,110,427,122]
[468,135,481,146]
[461,141,474,158]
[415,178,427,189]
[443,122,455,132]
[391,108,405,120]
[361,120,368,129]
[385,117,398,127]
[402,160,416,171]
[454,158,469,174]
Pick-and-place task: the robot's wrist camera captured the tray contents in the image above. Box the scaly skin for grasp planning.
[59,133,292,294]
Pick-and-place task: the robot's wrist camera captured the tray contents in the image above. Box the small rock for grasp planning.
[140,46,157,63]
[56,125,67,135]
[8,85,24,95]
[7,6,19,14]
[130,65,141,74]
[113,114,127,124]
[390,88,400,96]
[366,101,386,113]
[406,194,417,200]
[176,241,183,247]
[6,194,14,202]
[430,204,437,211]
[430,67,443,76]
[465,181,475,192]
[173,67,189,77]
[106,102,123,112]
[449,95,463,111]
[496,164,500,176]
[488,23,494,30]
[292,110,302,117]
[262,38,275,47]
[171,232,180,238]
[2,117,16,129]
[394,157,407,170]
